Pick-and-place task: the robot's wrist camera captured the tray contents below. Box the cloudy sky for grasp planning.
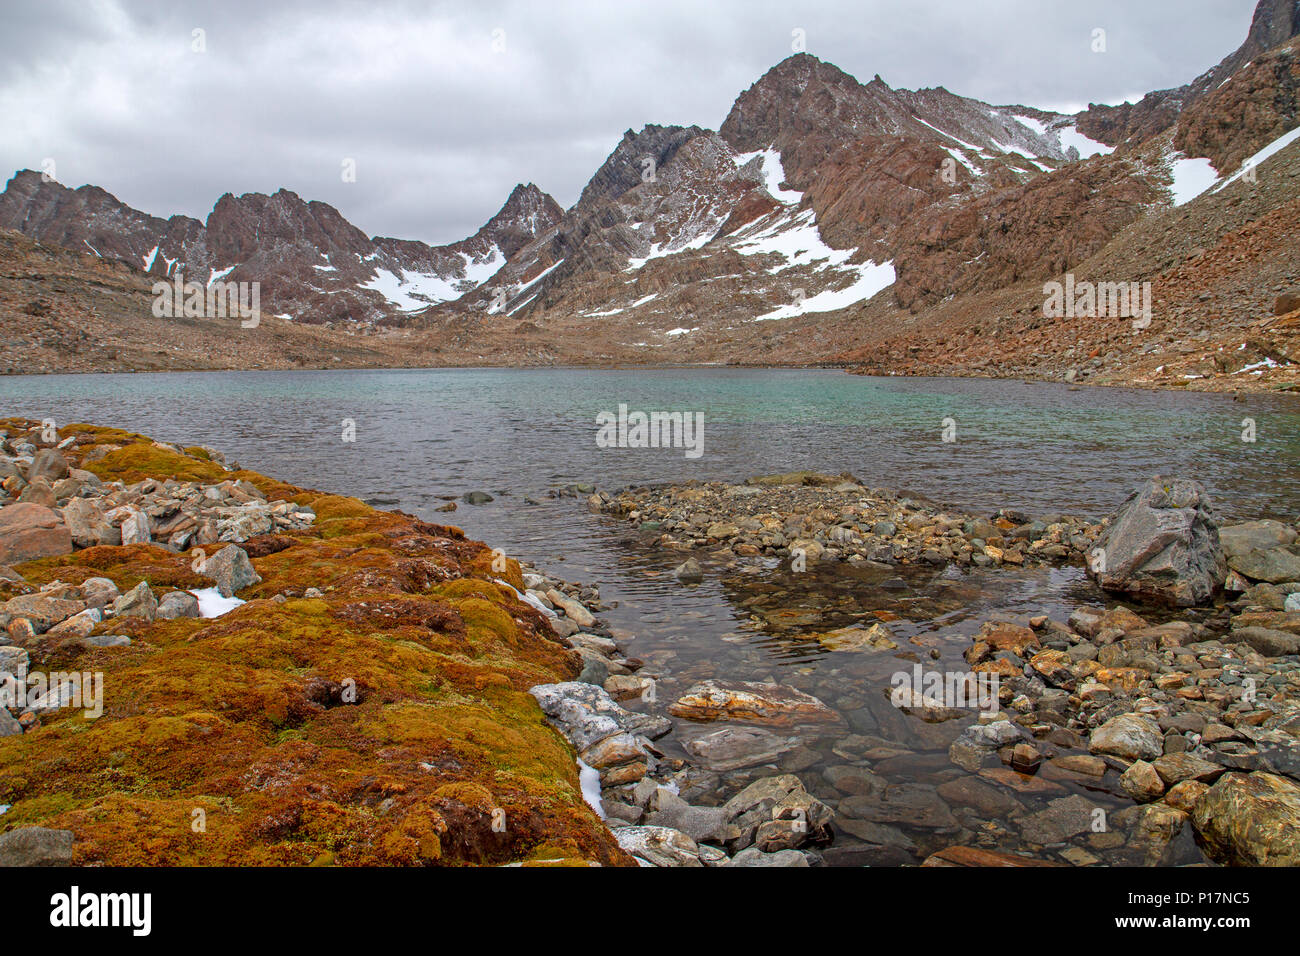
[0,0,1259,245]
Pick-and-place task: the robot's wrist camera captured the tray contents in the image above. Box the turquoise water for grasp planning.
[1,368,1295,536]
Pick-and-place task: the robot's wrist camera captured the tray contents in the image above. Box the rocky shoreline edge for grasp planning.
[2,421,1298,867]
[532,472,1299,866]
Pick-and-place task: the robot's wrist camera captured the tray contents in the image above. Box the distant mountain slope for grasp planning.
[0,173,561,325]
[2,0,1297,392]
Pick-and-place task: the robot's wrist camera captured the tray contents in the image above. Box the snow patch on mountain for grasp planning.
[733,209,854,272]
[1055,125,1115,158]
[755,259,896,320]
[733,148,803,203]
[1166,151,1221,205]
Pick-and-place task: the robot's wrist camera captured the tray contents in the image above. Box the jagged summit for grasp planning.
[0,170,561,323]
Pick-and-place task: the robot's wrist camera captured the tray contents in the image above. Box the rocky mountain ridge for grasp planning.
[1,0,1297,391]
[0,172,561,326]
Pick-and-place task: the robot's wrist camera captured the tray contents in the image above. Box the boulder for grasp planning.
[1119,760,1166,801]
[1017,793,1097,844]
[672,558,703,583]
[1230,626,1300,657]
[1152,753,1224,786]
[156,590,201,620]
[47,607,102,639]
[1219,520,1300,583]
[722,774,834,847]
[643,790,732,845]
[1089,712,1163,761]
[0,826,74,866]
[79,577,120,609]
[838,783,957,829]
[1,593,85,633]
[17,478,57,508]
[117,506,152,546]
[26,448,69,482]
[613,826,703,867]
[1112,803,1195,866]
[112,581,157,620]
[1192,772,1300,866]
[200,544,261,598]
[682,726,799,771]
[0,502,73,565]
[61,498,120,548]
[545,590,595,628]
[529,681,670,750]
[725,847,808,867]
[1088,477,1224,606]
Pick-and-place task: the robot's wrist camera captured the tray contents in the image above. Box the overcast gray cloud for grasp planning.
[0,0,1258,245]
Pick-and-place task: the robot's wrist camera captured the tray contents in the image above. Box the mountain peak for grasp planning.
[470,183,563,258]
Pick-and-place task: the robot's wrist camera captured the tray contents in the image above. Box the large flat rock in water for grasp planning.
[668,679,841,726]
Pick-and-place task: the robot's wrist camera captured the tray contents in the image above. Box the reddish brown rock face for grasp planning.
[1077,0,1300,149]
[1174,37,1300,174]
[0,502,73,565]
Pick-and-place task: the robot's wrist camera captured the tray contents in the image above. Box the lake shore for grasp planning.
[4,416,1298,866]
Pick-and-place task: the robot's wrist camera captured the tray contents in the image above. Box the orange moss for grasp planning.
[0,423,627,867]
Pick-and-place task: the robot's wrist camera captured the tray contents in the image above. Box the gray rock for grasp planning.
[682,726,798,771]
[26,448,69,482]
[47,607,102,638]
[83,634,131,647]
[613,826,703,867]
[1230,549,1300,585]
[199,544,261,598]
[837,783,956,829]
[0,594,85,633]
[1088,476,1225,606]
[644,790,732,845]
[156,590,201,620]
[0,708,22,736]
[1220,520,1300,583]
[80,577,121,609]
[1231,626,1300,657]
[112,581,157,620]
[722,774,835,849]
[0,826,73,866]
[0,644,28,675]
[530,681,671,751]
[724,847,809,867]
[673,558,703,584]
[1017,794,1096,845]
[61,498,119,548]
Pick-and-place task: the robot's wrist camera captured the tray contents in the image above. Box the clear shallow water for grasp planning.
[2,367,1297,863]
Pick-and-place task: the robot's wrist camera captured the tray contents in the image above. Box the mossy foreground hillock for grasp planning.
[0,418,627,866]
